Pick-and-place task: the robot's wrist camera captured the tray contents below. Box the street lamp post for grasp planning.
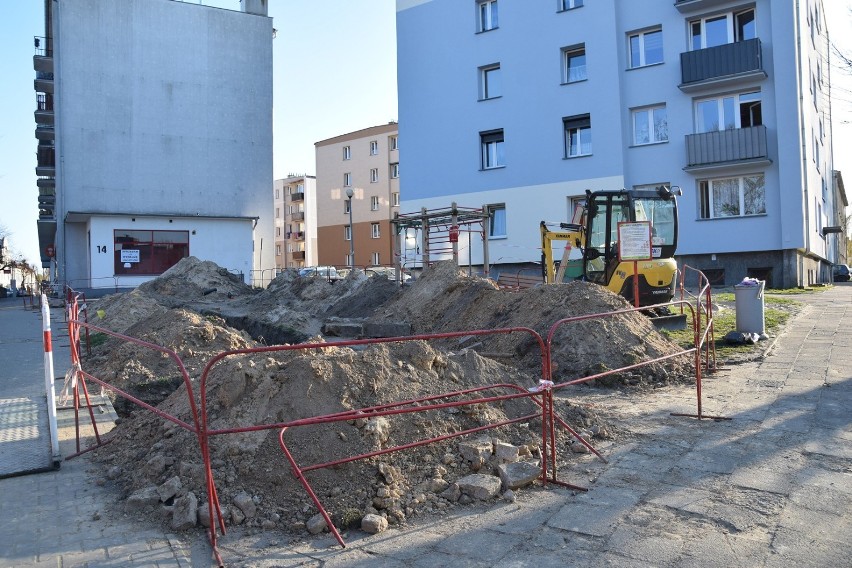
[346,187,355,269]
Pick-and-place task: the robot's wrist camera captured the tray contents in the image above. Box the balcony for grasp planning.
[674,0,731,13]
[287,231,305,241]
[37,176,55,189]
[35,93,54,125]
[36,145,55,177]
[35,125,55,141]
[679,38,766,92]
[34,71,54,94]
[291,211,305,221]
[292,251,306,261]
[684,125,771,173]
[33,36,53,73]
[291,191,304,202]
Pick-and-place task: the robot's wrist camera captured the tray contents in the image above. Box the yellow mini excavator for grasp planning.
[541,187,682,317]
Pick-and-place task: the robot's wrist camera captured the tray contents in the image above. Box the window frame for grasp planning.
[632,105,668,145]
[344,225,352,241]
[628,28,663,69]
[480,129,505,170]
[698,174,766,220]
[477,0,498,33]
[371,252,381,265]
[344,200,351,214]
[343,146,351,160]
[563,114,592,158]
[389,135,398,150]
[561,45,587,84]
[558,0,583,12]
[371,223,381,239]
[479,63,502,100]
[390,163,400,179]
[343,172,352,187]
[370,168,379,183]
[690,8,755,50]
[370,140,379,155]
[694,91,761,134]
[392,192,400,207]
[113,229,190,276]
[371,195,380,211]
[487,204,507,239]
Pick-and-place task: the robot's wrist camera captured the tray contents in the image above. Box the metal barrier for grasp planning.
[60,282,725,562]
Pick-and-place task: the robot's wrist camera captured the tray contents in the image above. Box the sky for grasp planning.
[1,0,852,267]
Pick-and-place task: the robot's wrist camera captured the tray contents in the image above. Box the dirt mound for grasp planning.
[137,256,257,308]
[90,289,170,334]
[82,258,691,539]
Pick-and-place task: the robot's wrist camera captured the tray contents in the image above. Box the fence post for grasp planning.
[42,295,61,465]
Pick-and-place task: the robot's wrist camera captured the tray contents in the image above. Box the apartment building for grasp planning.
[33,0,274,291]
[315,124,401,268]
[396,0,840,288]
[273,175,317,269]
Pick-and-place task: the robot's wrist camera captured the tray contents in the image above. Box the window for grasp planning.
[559,0,583,10]
[275,188,280,199]
[275,207,280,218]
[479,64,501,100]
[695,91,761,133]
[487,204,507,238]
[345,253,353,266]
[699,174,765,219]
[371,196,380,211]
[344,172,352,187]
[629,29,663,68]
[343,146,351,160]
[480,129,505,169]
[276,227,281,237]
[370,168,379,183]
[690,9,755,50]
[632,105,668,145]
[371,252,381,265]
[477,0,498,32]
[371,223,381,238]
[114,230,189,276]
[390,163,400,178]
[370,141,378,155]
[344,200,351,214]
[389,135,398,150]
[561,45,587,83]
[275,245,281,256]
[392,192,400,206]
[563,115,591,157]
[344,225,352,241]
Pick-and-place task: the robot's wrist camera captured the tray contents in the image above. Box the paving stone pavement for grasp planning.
[1,286,851,567]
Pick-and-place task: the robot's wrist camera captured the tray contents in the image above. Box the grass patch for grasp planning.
[87,332,109,348]
[660,297,800,361]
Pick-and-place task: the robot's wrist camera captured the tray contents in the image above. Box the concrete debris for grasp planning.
[170,491,198,531]
[126,487,161,511]
[306,513,327,535]
[361,513,388,534]
[497,461,542,490]
[456,474,502,500]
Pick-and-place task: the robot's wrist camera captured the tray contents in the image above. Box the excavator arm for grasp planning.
[540,221,584,284]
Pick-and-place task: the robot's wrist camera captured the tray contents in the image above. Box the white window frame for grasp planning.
[480,129,505,169]
[344,225,352,241]
[628,28,663,68]
[344,172,352,187]
[690,8,755,50]
[371,223,381,239]
[371,196,380,211]
[477,0,498,33]
[563,115,592,157]
[392,192,400,206]
[694,91,761,134]
[371,252,381,265]
[275,245,281,256]
[559,0,583,11]
[632,105,668,145]
[479,63,501,100]
[370,168,379,183]
[344,200,351,214]
[698,174,766,220]
[370,140,379,155]
[390,163,400,178]
[561,45,587,84]
[345,253,353,266]
[389,135,398,150]
[487,204,507,239]
[343,146,351,160]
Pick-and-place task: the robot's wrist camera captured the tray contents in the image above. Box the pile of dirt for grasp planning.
[80,257,691,538]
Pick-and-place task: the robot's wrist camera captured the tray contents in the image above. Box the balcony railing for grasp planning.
[291,211,305,221]
[36,93,53,111]
[37,146,56,167]
[685,125,769,170]
[287,231,305,241]
[674,0,731,12]
[292,251,306,260]
[680,38,765,90]
[291,192,304,201]
[34,36,53,57]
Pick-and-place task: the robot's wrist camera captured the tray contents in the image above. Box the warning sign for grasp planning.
[617,222,652,261]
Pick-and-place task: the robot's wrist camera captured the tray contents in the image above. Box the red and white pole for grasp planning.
[42,295,61,462]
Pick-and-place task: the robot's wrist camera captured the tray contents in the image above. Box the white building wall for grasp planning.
[52,0,273,288]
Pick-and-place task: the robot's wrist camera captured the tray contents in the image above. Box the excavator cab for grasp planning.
[582,187,679,305]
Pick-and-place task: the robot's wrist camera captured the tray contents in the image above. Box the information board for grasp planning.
[617,221,652,262]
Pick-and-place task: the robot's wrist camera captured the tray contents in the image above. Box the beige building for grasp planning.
[273,175,317,270]
[315,124,400,268]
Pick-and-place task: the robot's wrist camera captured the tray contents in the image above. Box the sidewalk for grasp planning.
[1,286,850,567]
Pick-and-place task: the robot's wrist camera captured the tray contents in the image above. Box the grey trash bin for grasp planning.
[734,279,765,334]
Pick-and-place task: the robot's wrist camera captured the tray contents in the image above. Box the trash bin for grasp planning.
[734,278,765,335]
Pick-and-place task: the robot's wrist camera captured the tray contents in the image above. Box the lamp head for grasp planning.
[345,188,354,199]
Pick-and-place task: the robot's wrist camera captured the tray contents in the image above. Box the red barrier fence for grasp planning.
[62,272,724,564]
